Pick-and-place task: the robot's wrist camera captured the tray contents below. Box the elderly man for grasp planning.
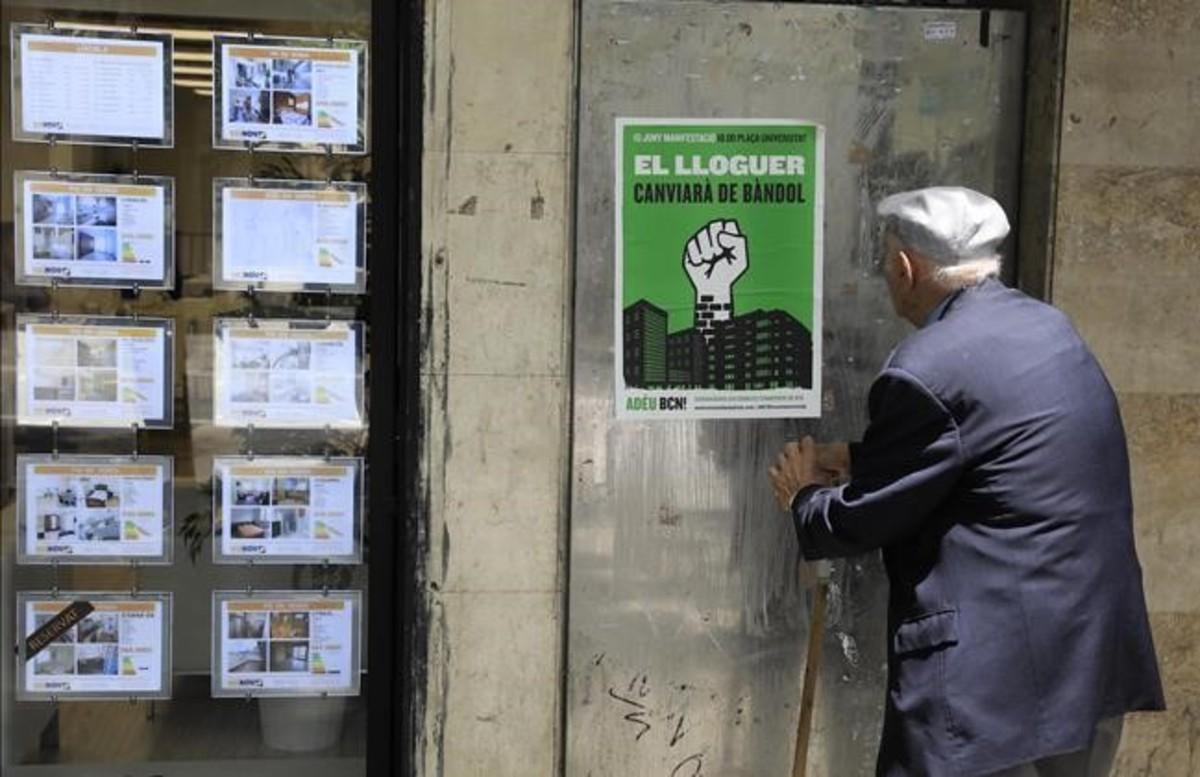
[769,187,1164,777]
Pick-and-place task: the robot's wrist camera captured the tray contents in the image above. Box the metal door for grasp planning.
[568,2,1026,775]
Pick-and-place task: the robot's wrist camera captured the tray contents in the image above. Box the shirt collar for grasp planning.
[922,290,961,328]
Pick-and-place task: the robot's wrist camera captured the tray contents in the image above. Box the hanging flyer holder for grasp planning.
[211,589,362,698]
[15,314,175,429]
[211,455,364,565]
[10,23,174,148]
[212,177,368,294]
[16,590,173,701]
[16,453,174,565]
[13,170,176,289]
[212,34,368,155]
[212,317,366,429]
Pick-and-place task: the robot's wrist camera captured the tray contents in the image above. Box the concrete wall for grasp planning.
[418,1,575,775]
[1053,2,1200,775]
[416,1,1198,775]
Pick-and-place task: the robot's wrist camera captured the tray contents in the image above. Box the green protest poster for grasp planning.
[615,118,824,419]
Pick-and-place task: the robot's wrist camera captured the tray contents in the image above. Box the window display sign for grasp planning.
[17,454,173,564]
[14,171,175,288]
[213,456,362,564]
[213,318,364,429]
[16,315,174,429]
[17,592,172,700]
[213,35,367,154]
[212,590,362,697]
[213,178,366,293]
[10,24,173,147]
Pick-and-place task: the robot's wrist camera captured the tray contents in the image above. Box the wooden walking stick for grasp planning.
[791,562,831,777]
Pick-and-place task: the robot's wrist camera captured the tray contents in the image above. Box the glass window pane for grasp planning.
[1,2,379,774]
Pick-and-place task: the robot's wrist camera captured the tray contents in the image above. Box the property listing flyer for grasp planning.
[615,119,824,419]
[19,455,171,563]
[216,37,365,151]
[16,316,172,428]
[17,173,172,286]
[15,28,170,144]
[214,457,361,562]
[213,319,363,429]
[21,594,170,698]
[215,591,360,696]
[216,179,363,291]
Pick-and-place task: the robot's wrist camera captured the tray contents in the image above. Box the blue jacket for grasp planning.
[793,279,1164,777]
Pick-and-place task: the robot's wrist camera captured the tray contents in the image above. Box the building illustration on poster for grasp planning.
[615,118,823,419]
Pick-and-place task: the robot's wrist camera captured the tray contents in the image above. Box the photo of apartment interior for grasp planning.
[233,478,272,506]
[229,507,269,538]
[77,370,119,402]
[76,227,118,262]
[76,644,119,675]
[271,90,311,126]
[269,373,312,403]
[33,613,77,643]
[269,611,309,639]
[227,640,267,673]
[272,477,309,505]
[228,611,267,640]
[77,612,119,643]
[76,513,121,542]
[269,641,309,672]
[75,196,117,226]
[83,481,120,508]
[33,645,76,675]
[31,226,75,260]
[230,371,270,403]
[229,88,270,123]
[32,369,76,401]
[32,193,74,224]
[234,58,270,88]
[77,339,118,368]
[271,58,312,89]
[36,511,77,541]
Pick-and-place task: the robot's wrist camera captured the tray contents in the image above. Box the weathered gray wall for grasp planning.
[1052,2,1200,775]
[418,1,575,774]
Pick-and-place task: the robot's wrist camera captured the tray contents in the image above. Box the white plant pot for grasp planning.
[258,695,347,752]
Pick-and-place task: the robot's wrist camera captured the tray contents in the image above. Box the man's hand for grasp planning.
[815,442,851,485]
[769,438,851,511]
[770,436,821,511]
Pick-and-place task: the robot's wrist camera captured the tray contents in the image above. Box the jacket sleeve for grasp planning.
[792,366,965,560]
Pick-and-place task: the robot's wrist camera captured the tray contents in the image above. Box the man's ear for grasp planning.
[896,250,916,288]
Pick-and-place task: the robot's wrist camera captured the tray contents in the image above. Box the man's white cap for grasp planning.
[876,186,1010,264]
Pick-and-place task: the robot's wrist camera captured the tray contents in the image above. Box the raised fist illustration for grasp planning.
[683,219,749,335]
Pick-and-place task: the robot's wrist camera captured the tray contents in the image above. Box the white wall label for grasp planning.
[923,21,959,41]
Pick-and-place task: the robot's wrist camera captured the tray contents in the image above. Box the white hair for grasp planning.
[932,256,1002,288]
